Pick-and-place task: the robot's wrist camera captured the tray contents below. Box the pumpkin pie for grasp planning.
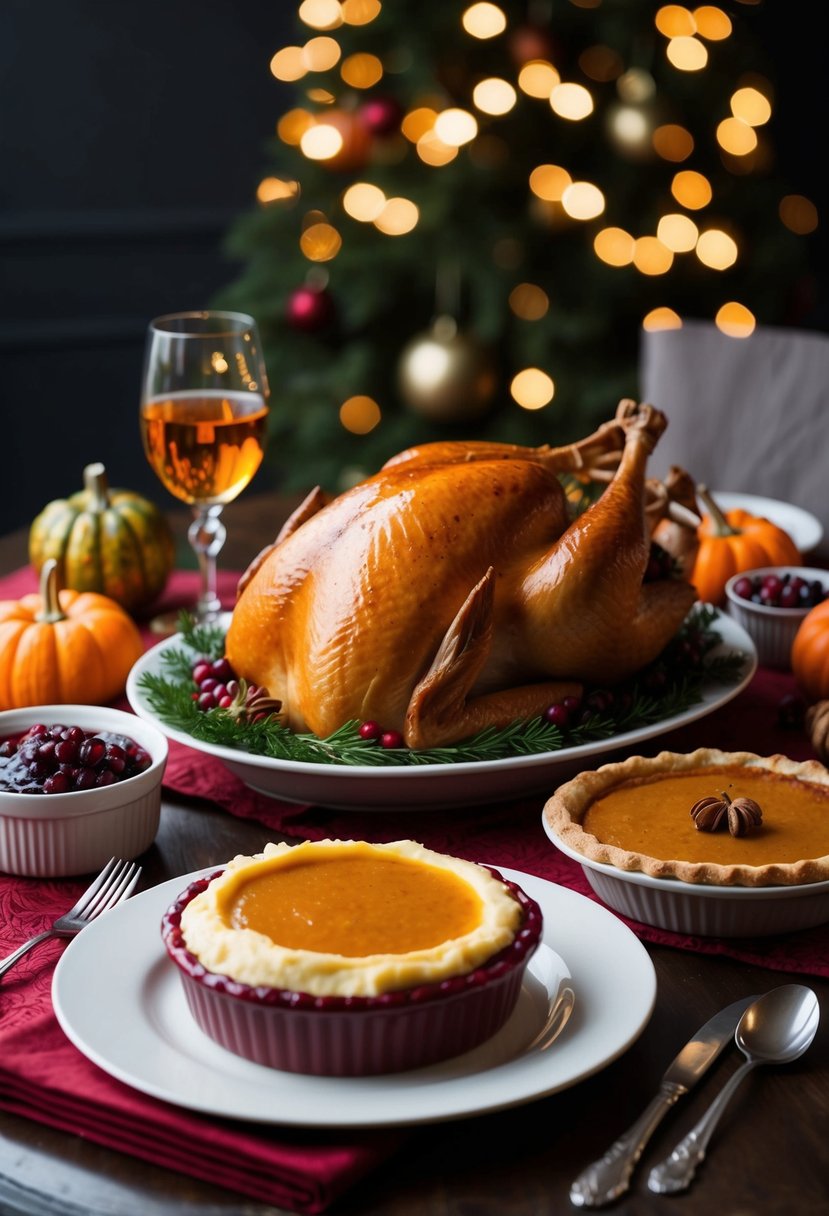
[161,839,543,1074]
[544,748,829,888]
[175,837,529,996]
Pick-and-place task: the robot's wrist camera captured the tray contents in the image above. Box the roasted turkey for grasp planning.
[226,400,697,747]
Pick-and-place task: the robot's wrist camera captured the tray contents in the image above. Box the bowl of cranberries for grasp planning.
[0,704,167,877]
[724,566,829,670]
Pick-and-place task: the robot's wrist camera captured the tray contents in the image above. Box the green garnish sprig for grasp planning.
[137,604,747,768]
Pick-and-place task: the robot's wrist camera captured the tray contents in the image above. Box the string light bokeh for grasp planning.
[217,0,820,484]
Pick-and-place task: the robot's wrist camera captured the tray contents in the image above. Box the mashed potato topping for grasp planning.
[180,838,523,997]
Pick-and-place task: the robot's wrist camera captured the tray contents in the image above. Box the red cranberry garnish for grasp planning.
[210,657,235,682]
[380,730,405,749]
[192,660,213,686]
[544,703,569,728]
[359,721,383,740]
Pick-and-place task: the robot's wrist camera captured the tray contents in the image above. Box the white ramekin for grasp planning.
[724,566,829,670]
[161,866,543,1075]
[0,705,167,877]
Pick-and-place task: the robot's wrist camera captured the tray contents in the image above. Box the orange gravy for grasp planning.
[583,766,829,865]
[220,854,484,956]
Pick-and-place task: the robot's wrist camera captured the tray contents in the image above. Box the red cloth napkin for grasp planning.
[0,885,405,1212]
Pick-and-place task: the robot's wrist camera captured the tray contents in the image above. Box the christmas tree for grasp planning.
[215,0,818,493]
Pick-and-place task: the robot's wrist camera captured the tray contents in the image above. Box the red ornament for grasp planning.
[508,23,556,66]
[360,95,404,136]
[286,285,336,332]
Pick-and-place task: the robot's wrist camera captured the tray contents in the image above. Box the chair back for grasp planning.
[640,320,829,557]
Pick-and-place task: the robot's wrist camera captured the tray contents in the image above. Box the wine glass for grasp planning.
[139,310,270,632]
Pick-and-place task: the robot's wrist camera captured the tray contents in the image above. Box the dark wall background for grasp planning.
[1,1,824,535]
[1,0,291,532]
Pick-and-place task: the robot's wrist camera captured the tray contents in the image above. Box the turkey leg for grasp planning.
[405,568,582,749]
[518,402,696,683]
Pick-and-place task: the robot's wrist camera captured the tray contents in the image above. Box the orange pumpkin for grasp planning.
[0,559,144,710]
[792,600,829,703]
[691,486,802,605]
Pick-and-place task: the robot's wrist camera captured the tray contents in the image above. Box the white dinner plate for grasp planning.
[52,868,655,1128]
[126,614,757,811]
[712,491,823,555]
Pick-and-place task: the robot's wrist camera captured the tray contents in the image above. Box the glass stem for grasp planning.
[188,505,226,620]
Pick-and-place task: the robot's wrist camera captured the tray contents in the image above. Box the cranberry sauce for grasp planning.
[732,572,827,609]
[0,723,152,795]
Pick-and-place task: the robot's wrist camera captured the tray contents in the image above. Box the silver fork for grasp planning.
[0,857,141,980]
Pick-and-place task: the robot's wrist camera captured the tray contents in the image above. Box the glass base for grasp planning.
[147,609,190,639]
[146,605,230,638]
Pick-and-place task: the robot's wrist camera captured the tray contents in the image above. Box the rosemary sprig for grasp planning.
[138,605,748,768]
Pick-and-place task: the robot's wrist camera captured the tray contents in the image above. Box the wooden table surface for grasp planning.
[1,493,827,1216]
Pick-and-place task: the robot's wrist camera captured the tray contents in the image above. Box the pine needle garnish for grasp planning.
[138,604,750,768]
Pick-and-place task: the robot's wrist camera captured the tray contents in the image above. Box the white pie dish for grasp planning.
[542,813,829,938]
[0,705,167,877]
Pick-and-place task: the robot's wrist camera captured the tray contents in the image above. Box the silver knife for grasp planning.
[569,994,756,1208]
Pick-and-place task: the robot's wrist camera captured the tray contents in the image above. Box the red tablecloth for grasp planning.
[1,566,826,1212]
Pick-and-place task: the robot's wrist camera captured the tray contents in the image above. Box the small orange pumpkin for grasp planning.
[792,600,829,704]
[0,559,144,710]
[691,486,802,605]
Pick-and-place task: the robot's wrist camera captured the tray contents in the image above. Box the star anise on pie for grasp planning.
[691,790,763,837]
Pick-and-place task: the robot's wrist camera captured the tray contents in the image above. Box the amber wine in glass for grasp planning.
[140,311,270,628]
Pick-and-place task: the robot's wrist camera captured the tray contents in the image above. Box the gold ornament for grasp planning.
[397,316,497,423]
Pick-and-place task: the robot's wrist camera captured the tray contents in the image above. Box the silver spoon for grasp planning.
[648,984,820,1194]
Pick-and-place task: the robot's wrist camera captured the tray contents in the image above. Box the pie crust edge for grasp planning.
[543,747,829,887]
